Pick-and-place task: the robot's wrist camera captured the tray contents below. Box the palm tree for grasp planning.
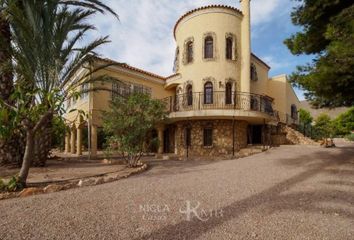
[0,7,25,166]
[0,0,118,185]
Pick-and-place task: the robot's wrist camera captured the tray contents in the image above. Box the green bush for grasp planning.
[0,179,6,192]
[345,133,354,142]
[0,176,23,192]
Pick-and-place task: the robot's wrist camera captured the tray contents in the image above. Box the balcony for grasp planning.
[162,91,279,123]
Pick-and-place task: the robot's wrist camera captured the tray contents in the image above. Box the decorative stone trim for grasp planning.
[176,86,183,95]
[225,32,238,61]
[202,77,217,91]
[183,80,193,92]
[202,32,218,61]
[225,78,239,92]
[182,37,194,65]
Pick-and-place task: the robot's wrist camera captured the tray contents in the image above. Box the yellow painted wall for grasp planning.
[267,74,300,116]
[250,57,269,96]
[90,65,174,126]
[173,8,243,92]
[64,6,301,127]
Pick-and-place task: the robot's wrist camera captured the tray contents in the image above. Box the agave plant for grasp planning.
[0,0,118,185]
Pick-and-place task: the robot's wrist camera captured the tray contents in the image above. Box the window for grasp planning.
[186,41,193,63]
[81,83,89,100]
[112,81,151,100]
[203,128,213,146]
[225,82,232,105]
[251,63,258,81]
[226,37,233,60]
[186,84,193,106]
[204,82,213,104]
[251,96,259,111]
[185,128,191,147]
[291,104,298,119]
[264,98,273,114]
[204,36,214,59]
[173,47,179,72]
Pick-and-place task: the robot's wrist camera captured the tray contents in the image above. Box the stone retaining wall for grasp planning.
[174,120,248,157]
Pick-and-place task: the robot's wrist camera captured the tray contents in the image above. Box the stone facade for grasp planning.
[271,124,317,146]
[172,120,248,157]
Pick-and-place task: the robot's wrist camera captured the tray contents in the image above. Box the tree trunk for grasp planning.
[18,130,35,185]
[18,112,53,185]
[33,113,53,167]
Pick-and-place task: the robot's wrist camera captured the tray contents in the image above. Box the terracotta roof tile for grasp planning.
[94,56,166,80]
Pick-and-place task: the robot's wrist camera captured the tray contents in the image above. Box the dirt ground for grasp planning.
[0,159,126,184]
[1,139,353,239]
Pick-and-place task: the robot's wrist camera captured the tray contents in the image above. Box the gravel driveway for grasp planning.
[1,140,354,240]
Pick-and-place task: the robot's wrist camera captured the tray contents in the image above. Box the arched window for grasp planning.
[186,41,193,63]
[251,63,258,81]
[173,47,179,72]
[291,104,298,119]
[204,36,214,59]
[226,37,233,60]
[225,82,232,105]
[186,84,193,106]
[204,82,213,104]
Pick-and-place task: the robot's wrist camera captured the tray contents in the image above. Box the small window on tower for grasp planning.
[204,36,214,59]
[186,41,193,63]
[226,37,233,60]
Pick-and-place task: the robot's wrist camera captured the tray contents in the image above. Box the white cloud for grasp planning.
[261,55,290,71]
[87,0,285,76]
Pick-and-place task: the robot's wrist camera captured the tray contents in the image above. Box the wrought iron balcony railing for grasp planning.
[162,91,276,116]
[161,91,300,125]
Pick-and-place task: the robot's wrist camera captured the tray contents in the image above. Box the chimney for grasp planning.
[240,0,251,93]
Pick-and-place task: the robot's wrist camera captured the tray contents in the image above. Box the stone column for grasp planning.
[157,125,165,155]
[65,132,70,154]
[175,124,182,155]
[70,127,76,154]
[91,125,98,157]
[76,127,82,156]
[240,0,251,94]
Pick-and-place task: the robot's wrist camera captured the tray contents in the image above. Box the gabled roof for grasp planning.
[93,56,166,80]
[251,53,271,70]
[174,5,243,39]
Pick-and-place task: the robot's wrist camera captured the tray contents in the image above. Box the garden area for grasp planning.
[297,107,354,143]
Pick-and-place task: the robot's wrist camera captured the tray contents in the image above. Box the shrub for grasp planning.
[0,176,24,192]
[0,179,6,192]
[345,133,354,142]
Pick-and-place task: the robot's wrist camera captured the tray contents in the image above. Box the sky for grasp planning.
[87,0,313,100]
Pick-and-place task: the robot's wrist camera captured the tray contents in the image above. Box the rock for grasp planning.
[102,159,112,164]
[77,179,95,187]
[104,177,115,183]
[19,187,43,197]
[43,184,63,193]
[94,177,104,185]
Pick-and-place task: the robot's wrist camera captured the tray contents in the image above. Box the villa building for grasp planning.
[64,2,300,158]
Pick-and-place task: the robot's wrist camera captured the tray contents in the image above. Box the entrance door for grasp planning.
[163,129,170,153]
[248,125,262,145]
